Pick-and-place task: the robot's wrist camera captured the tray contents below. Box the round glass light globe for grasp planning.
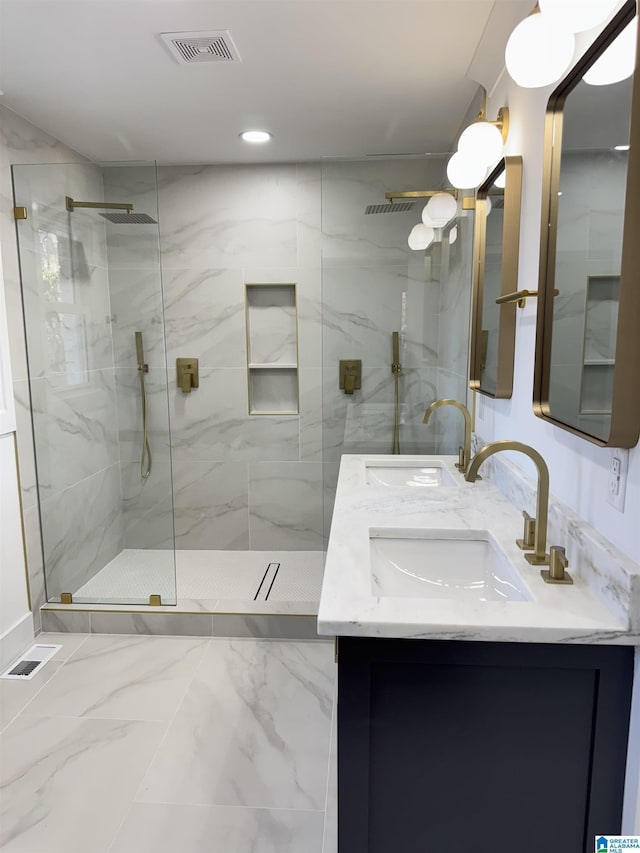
[583,18,637,85]
[505,14,575,88]
[538,0,619,33]
[448,225,458,246]
[485,196,493,216]
[408,223,435,251]
[446,152,487,189]
[494,171,506,189]
[423,193,458,228]
[457,122,504,168]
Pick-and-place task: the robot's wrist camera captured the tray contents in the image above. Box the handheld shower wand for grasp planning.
[391,331,401,454]
[135,331,152,479]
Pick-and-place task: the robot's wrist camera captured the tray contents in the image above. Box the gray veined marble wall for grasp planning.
[549,150,626,437]
[320,158,474,537]
[156,163,324,551]
[0,104,131,614]
[103,164,175,553]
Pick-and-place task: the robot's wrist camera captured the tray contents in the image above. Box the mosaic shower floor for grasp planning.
[72,549,325,610]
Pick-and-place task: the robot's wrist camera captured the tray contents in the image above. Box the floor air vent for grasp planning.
[160,31,241,64]
[1,644,61,680]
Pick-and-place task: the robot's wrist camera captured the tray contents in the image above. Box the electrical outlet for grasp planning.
[606,448,629,512]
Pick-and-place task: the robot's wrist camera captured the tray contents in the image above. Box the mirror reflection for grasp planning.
[547,73,633,440]
[470,157,521,398]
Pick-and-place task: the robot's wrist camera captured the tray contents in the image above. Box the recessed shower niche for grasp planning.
[245,282,299,415]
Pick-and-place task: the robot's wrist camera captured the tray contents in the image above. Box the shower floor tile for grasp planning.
[72,549,325,608]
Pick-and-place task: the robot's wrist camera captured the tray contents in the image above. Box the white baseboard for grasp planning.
[0,612,35,671]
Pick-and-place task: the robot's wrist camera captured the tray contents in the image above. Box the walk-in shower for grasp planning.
[12,154,472,630]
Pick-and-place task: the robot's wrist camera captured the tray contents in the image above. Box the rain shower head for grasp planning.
[365,201,416,215]
[99,212,158,224]
[65,196,157,224]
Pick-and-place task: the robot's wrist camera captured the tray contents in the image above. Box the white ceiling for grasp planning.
[0,0,528,164]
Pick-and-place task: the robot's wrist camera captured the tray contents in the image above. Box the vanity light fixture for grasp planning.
[421,192,458,228]
[446,89,509,190]
[240,130,272,143]
[446,152,488,190]
[506,8,575,88]
[615,144,631,150]
[408,223,435,250]
[505,0,634,89]
[494,171,507,189]
[538,0,619,34]
[448,225,458,245]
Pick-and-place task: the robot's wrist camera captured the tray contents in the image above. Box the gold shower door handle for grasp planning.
[177,358,199,393]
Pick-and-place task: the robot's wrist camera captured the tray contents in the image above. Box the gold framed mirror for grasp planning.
[469,156,523,398]
[534,1,640,447]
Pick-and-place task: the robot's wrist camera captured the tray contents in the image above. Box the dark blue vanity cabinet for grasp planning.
[337,638,634,853]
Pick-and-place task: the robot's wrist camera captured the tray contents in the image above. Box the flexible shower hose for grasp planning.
[139,368,152,479]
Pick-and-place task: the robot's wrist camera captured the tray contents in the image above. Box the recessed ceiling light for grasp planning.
[240,130,272,144]
[614,144,630,151]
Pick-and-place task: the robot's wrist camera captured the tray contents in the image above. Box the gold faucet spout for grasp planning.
[465,440,550,565]
[423,399,472,474]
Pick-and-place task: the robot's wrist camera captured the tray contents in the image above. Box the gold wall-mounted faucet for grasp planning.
[423,399,472,474]
[465,440,550,566]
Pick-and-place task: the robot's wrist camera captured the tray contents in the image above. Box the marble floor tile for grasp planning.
[0,714,165,852]
[0,661,63,734]
[139,639,335,810]
[23,635,208,721]
[110,802,324,853]
[35,632,90,660]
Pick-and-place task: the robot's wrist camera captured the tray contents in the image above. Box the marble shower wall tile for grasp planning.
[437,212,474,382]
[124,497,175,551]
[170,368,300,462]
[299,368,323,462]
[172,457,249,550]
[157,164,299,270]
[109,267,168,369]
[22,505,45,633]
[17,246,114,378]
[249,462,323,550]
[39,464,124,600]
[28,368,119,500]
[163,267,246,369]
[320,157,449,268]
[296,163,322,268]
[12,379,38,510]
[322,265,432,370]
[0,107,88,384]
[115,366,172,462]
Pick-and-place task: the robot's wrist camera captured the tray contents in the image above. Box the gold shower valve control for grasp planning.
[339,360,362,395]
[177,358,199,394]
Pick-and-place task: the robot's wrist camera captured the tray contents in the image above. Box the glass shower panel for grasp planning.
[320,157,474,541]
[12,161,176,605]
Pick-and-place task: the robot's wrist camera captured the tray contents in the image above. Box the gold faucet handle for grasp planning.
[541,546,573,585]
[455,446,469,473]
[516,511,536,551]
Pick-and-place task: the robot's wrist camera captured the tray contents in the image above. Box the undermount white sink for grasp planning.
[370,528,531,602]
[365,460,458,488]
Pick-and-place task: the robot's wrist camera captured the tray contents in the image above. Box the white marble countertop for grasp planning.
[318,454,639,644]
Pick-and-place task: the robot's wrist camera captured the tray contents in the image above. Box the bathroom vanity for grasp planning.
[318,455,639,853]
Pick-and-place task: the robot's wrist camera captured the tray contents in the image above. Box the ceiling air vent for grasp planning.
[160,31,241,65]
